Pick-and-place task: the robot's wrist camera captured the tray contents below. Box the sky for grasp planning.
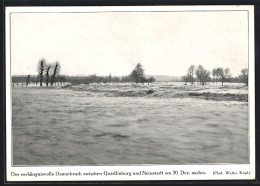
[10,10,248,77]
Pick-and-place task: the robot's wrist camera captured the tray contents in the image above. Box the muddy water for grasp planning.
[12,87,249,165]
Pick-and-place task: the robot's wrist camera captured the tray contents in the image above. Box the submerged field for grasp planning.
[12,82,249,165]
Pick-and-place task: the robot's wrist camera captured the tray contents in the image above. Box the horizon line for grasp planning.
[10,74,183,77]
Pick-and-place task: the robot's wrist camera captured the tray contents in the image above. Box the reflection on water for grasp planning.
[12,87,249,165]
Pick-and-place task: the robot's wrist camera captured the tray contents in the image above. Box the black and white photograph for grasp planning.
[5,6,255,181]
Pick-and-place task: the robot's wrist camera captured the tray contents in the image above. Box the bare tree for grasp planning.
[216,68,223,83]
[182,75,189,85]
[239,68,248,85]
[50,61,61,86]
[212,68,218,83]
[45,63,51,86]
[218,67,230,86]
[188,65,195,85]
[195,65,211,85]
[37,59,46,87]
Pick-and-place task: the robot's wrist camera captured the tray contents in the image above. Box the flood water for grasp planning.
[12,86,249,165]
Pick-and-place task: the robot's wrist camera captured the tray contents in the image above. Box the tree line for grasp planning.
[12,60,156,86]
[12,58,249,87]
[66,63,155,85]
[182,65,248,86]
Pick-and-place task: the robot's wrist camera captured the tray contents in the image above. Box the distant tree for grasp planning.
[45,63,51,86]
[187,65,195,85]
[182,75,189,85]
[218,67,231,86]
[130,63,145,83]
[239,68,248,85]
[90,74,97,83]
[230,76,240,83]
[36,75,39,85]
[148,76,156,83]
[37,59,46,87]
[130,70,138,83]
[215,67,223,83]
[50,61,61,86]
[57,75,67,85]
[112,76,120,82]
[140,76,147,84]
[121,75,131,83]
[195,65,211,85]
[108,73,112,83]
[212,68,218,83]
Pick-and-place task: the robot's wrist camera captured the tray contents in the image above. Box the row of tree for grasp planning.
[37,59,61,86]
[16,60,156,86]
[67,63,155,85]
[182,65,248,86]
[15,59,249,86]
[12,75,67,87]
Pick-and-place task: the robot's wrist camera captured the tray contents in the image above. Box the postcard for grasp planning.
[5,5,255,181]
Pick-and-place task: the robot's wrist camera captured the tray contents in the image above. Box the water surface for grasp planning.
[12,86,249,165]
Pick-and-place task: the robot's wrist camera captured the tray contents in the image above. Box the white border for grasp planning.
[5,5,255,181]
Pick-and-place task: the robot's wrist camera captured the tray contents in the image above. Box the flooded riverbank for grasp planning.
[12,83,249,165]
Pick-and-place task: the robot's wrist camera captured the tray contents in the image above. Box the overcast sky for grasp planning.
[11,11,248,77]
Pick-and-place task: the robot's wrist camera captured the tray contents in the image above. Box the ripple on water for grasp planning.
[12,88,249,165]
